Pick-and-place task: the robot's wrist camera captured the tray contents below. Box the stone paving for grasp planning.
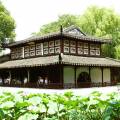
[0,86,119,95]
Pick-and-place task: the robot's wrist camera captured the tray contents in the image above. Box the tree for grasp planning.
[0,1,16,49]
[79,6,120,58]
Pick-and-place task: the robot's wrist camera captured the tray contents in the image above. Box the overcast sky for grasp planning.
[1,0,120,41]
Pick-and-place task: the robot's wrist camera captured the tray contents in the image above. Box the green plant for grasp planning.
[0,90,119,120]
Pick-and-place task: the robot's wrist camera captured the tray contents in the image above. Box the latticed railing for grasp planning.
[0,81,117,89]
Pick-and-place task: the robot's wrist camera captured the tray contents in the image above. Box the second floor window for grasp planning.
[64,40,69,53]
[24,46,29,58]
[90,44,100,56]
[36,43,43,56]
[70,41,76,54]
[30,45,35,56]
[77,42,88,55]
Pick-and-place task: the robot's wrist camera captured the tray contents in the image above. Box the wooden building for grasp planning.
[0,25,120,89]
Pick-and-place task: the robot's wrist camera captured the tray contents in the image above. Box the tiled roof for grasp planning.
[61,55,120,67]
[0,55,59,69]
[0,55,120,69]
[6,26,111,47]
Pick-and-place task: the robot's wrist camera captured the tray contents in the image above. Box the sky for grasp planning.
[1,0,120,41]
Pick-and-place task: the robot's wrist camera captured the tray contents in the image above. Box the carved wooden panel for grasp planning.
[43,48,48,55]
[64,40,69,46]
[55,46,60,53]
[43,42,48,48]
[49,41,54,47]
[90,44,100,56]
[24,46,29,57]
[78,48,83,54]
[11,49,16,59]
[70,47,76,54]
[84,43,88,48]
[49,47,54,54]
[64,46,69,53]
[55,40,60,46]
[90,50,96,55]
[18,47,23,58]
[36,43,43,56]
[84,49,88,55]
[77,42,83,47]
[70,41,76,47]
[11,47,24,59]
[29,45,35,56]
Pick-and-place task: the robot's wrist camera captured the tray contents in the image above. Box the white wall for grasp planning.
[63,66,111,84]
[76,67,89,80]
[103,68,110,82]
[64,67,74,84]
[91,67,102,83]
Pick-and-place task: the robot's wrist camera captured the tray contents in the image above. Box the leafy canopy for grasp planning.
[79,6,120,58]
[35,14,79,35]
[0,1,16,48]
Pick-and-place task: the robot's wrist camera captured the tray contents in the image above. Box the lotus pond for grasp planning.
[0,90,120,120]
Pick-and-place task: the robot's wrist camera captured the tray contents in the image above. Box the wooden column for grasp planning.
[59,64,63,88]
[27,69,30,83]
[60,26,63,53]
[101,67,104,86]
[59,53,63,88]
[89,66,91,77]
[0,71,4,84]
[74,66,77,88]
[9,70,12,84]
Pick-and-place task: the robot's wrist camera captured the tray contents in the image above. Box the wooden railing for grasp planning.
[0,81,117,89]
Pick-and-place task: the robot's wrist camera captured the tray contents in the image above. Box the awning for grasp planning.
[61,55,120,67]
[0,55,59,69]
[0,55,120,69]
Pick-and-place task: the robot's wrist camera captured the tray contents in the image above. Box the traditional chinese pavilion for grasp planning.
[0,26,120,88]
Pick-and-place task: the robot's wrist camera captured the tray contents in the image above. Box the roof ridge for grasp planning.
[63,25,86,36]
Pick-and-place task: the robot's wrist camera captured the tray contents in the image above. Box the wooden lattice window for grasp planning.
[24,46,29,57]
[36,43,43,56]
[29,45,35,56]
[43,42,48,55]
[95,44,100,56]
[18,47,23,58]
[55,40,60,46]
[77,42,83,55]
[55,40,60,53]
[49,41,54,54]
[90,44,100,56]
[77,42,89,55]
[11,47,23,59]
[70,41,76,54]
[11,48,16,59]
[64,40,69,53]
[83,43,88,55]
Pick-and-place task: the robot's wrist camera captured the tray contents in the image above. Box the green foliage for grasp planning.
[0,91,119,119]
[34,14,79,35]
[79,6,120,58]
[35,6,120,59]
[0,1,16,49]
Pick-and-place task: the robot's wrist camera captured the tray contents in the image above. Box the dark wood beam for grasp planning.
[27,69,30,83]
[9,70,12,84]
[59,64,63,88]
